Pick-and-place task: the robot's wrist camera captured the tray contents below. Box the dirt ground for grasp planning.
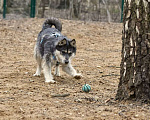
[0,18,150,120]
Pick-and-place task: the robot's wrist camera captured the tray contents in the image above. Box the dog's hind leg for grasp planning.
[62,63,82,79]
[33,56,42,76]
[43,57,55,83]
[55,61,60,76]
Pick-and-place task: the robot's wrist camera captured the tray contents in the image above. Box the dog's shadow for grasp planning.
[31,73,81,85]
[54,75,81,85]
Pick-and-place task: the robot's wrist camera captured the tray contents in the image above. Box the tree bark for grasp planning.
[69,0,73,19]
[41,0,46,18]
[36,0,40,17]
[0,0,3,11]
[69,0,81,19]
[116,0,150,102]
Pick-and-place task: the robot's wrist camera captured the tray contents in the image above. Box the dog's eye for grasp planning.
[68,52,72,56]
[61,41,64,44]
[61,51,66,54]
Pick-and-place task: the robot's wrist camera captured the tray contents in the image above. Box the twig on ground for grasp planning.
[51,93,70,98]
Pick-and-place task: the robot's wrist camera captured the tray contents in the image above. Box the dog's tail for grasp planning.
[42,17,62,32]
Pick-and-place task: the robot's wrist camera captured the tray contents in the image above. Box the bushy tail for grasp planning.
[42,17,62,32]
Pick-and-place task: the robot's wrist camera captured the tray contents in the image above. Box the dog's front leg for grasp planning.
[43,59,55,83]
[62,63,82,79]
[55,62,60,76]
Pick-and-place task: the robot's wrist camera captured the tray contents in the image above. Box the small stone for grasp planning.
[3,91,9,93]
[134,114,139,118]
[94,96,99,101]
[104,108,112,112]
[97,66,101,68]
[74,99,82,103]
[29,79,34,82]
[25,72,28,74]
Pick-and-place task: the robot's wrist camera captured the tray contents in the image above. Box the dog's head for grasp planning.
[55,38,76,64]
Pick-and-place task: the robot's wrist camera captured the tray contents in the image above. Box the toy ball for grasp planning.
[82,84,91,93]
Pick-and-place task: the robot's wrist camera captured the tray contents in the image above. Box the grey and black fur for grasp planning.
[34,17,81,83]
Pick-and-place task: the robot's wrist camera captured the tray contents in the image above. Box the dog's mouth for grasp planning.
[64,59,69,64]
[55,50,75,65]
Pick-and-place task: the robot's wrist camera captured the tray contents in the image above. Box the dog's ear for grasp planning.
[70,39,76,47]
[58,39,67,46]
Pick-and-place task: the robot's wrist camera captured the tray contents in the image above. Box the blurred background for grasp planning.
[0,0,122,22]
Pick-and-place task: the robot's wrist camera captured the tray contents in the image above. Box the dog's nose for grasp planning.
[65,60,69,64]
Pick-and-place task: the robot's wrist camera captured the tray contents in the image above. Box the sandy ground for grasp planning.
[0,18,150,120]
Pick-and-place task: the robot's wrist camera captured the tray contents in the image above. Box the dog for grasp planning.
[33,17,81,83]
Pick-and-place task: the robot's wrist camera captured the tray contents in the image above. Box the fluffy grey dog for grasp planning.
[33,18,81,83]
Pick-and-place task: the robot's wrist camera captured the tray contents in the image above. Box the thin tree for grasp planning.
[0,0,3,11]
[36,0,40,17]
[116,0,150,102]
[41,0,46,18]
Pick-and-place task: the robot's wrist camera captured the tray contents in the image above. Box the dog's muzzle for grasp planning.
[65,59,69,64]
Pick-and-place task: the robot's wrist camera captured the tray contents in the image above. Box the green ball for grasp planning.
[82,84,91,93]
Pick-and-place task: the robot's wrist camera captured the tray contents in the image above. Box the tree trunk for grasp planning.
[0,0,3,11]
[36,0,40,17]
[116,0,150,102]
[41,0,46,18]
[69,0,73,19]
[69,0,81,19]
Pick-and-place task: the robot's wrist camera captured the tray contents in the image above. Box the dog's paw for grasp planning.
[74,73,82,79]
[33,73,40,77]
[55,73,60,77]
[45,79,56,84]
